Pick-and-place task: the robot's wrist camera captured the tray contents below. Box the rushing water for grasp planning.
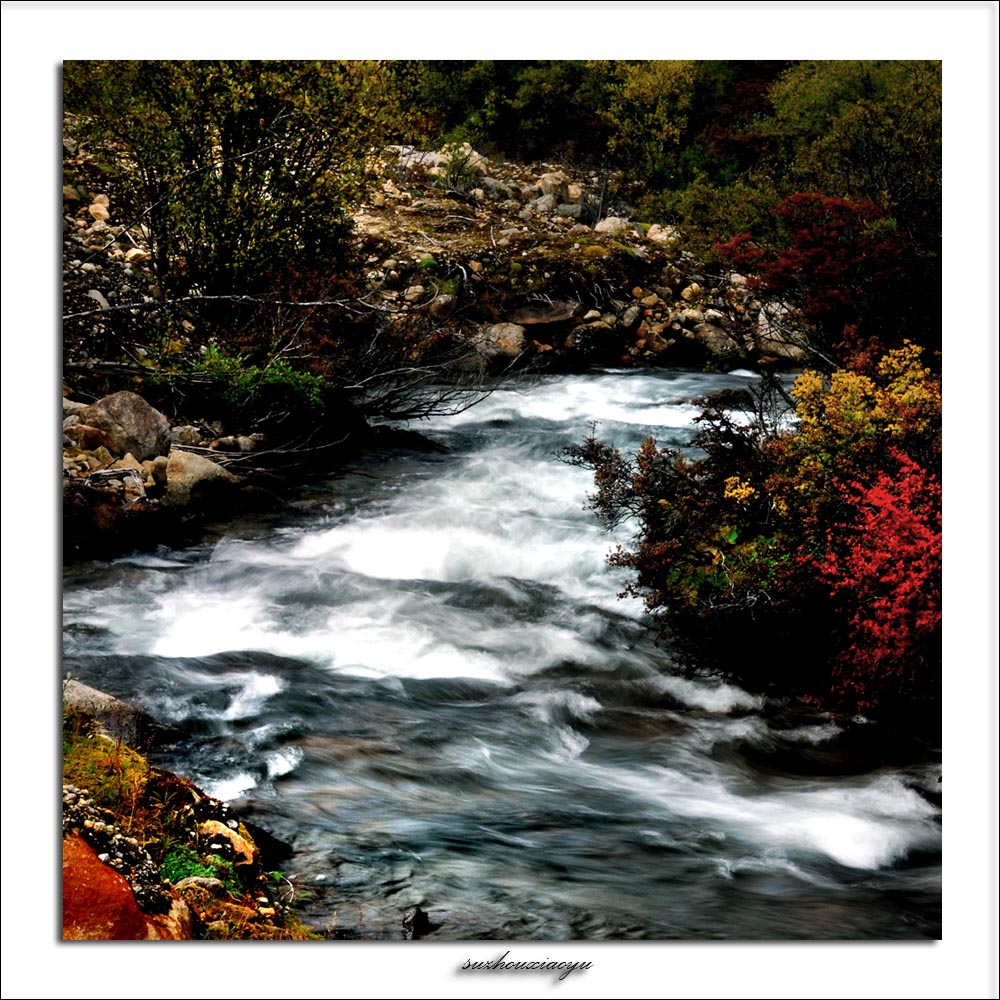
[62,368,941,939]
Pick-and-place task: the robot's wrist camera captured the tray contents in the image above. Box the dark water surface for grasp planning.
[63,369,941,939]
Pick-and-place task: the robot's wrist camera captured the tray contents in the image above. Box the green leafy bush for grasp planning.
[196,344,326,411]
[161,843,242,898]
[64,60,405,297]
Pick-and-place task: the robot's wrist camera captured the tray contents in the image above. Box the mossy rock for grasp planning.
[63,709,151,813]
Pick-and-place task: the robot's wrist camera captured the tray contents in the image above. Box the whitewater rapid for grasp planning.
[63,368,941,938]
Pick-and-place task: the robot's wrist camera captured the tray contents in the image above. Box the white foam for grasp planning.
[509,689,603,723]
[781,722,841,744]
[585,763,940,870]
[266,745,304,779]
[654,674,763,713]
[203,772,258,801]
[223,673,282,720]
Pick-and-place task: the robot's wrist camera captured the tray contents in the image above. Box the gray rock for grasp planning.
[594,216,628,235]
[480,176,516,201]
[646,223,679,243]
[537,171,569,200]
[692,322,741,359]
[428,293,456,319]
[173,876,228,897]
[564,321,615,355]
[78,391,171,462]
[62,679,145,746]
[556,203,583,219]
[470,323,527,360]
[170,425,202,447]
[530,193,558,214]
[755,304,810,362]
[678,308,705,326]
[620,304,643,329]
[163,449,240,510]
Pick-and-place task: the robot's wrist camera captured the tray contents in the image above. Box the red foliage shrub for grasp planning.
[716,193,923,370]
[816,451,941,712]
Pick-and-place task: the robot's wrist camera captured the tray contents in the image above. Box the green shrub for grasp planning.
[64,60,404,297]
[161,844,242,898]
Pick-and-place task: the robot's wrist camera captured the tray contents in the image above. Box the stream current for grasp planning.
[63,368,941,939]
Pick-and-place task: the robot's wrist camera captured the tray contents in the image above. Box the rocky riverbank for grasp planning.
[63,140,813,559]
[63,137,809,384]
[62,682,314,940]
[349,142,810,371]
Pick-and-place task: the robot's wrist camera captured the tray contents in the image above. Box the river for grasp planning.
[62,367,941,939]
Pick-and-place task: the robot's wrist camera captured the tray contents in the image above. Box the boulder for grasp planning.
[63,835,191,940]
[62,679,147,746]
[564,320,617,359]
[537,171,569,200]
[63,835,149,940]
[470,323,527,360]
[755,302,810,363]
[163,449,241,510]
[594,216,629,235]
[78,391,171,462]
[692,322,741,359]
